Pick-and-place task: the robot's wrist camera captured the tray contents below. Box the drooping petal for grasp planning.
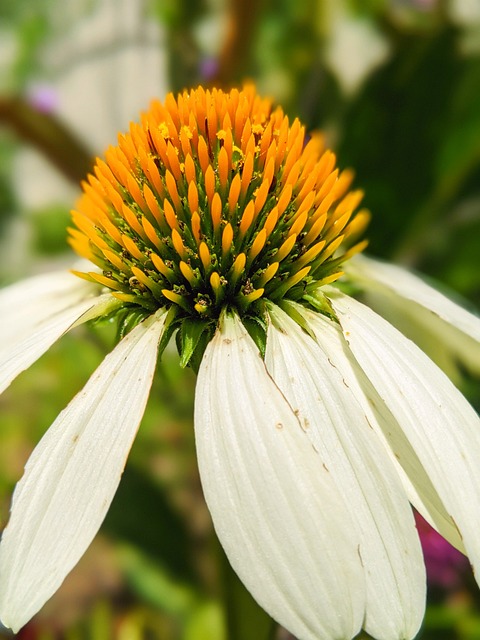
[194,313,365,640]
[0,310,166,633]
[305,304,464,553]
[265,304,426,640]
[0,270,111,394]
[346,254,480,376]
[329,292,480,587]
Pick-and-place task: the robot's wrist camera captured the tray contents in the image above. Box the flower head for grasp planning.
[1,86,480,640]
[68,86,368,361]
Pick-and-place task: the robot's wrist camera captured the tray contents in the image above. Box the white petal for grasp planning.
[0,271,110,394]
[195,313,365,640]
[1,270,94,340]
[0,310,166,632]
[346,254,480,375]
[313,306,465,553]
[265,305,425,640]
[330,292,480,586]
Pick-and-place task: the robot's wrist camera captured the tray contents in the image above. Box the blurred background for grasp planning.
[1,0,480,638]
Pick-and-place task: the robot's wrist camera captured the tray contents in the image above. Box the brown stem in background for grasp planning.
[210,0,263,87]
[0,96,93,184]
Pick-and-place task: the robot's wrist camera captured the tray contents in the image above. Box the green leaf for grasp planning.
[184,601,226,640]
[103,464,198,584]
[117,544,199,616]
[337,26,462,259]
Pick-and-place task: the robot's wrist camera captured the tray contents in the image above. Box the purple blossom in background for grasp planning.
[415,512,470,590]
[26,84,58,114]
[199,57,218,80]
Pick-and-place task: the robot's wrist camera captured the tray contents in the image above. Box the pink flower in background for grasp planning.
[415,512,470,590]
[26,84,59,114]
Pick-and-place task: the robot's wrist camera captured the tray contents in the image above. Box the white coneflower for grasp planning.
[1,86,480,640]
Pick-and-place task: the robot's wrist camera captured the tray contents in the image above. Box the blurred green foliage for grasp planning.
[1,0,480,638]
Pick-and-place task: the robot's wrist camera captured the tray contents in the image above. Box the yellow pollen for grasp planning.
[181,125,193,140]
[159,123,170,138]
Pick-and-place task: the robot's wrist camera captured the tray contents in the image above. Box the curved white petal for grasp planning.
[265,304,425,640]
[329,292,480,587]
[0,310,166,632]
[329,310,465,553]
[195,313,365,640]
[296,301,465,554]
[1,270,94,339]
[0,271,109,394]
[346,254,480,375]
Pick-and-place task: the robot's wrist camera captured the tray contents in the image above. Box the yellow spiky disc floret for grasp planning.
[69,86,369,318]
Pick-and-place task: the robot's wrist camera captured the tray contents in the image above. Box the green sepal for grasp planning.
[303,289,338,322]
[187,325,216,374]
[179,318,213,368]
[115,307,151,341]
[157,305,181,360]
[242,314,268,359]
[275,299,316,340]
[74,294,124,328]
